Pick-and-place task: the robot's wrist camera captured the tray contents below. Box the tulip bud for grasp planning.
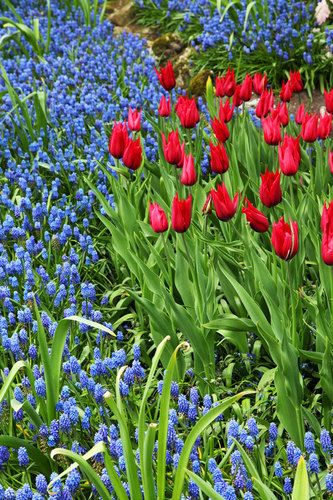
[329,148,333,174]
[155,61,176,91]
[262,115,281,145]
[158,96,171,117]
[210,182,239,221]
[280,80,293,102]
[289,69,304,93]
[123,137,142,170]
[216,68,235,97]
[175,95,200,128]
[211,116,230,143]
[253,72,267,95]
[233,85,243,107]
[210,140,229,174]
[295,104,305,125]
[128,107,141,131]
[324,88,333,113]
[202,194,212,215]
[301,112,318,143]
[149,202,168,233]
[171,193,192,233]
[321,200,333,265]
[109,121,129,159]
[219,98,235,122]
[278,133,301,176]
[239,73,252,102]
[259,168,282,207]
[181,153,197,186]
[255,89,273,118]
[271,217,299,260]
[161,130,182,165]
[318,112,332,140]
[242,198,269,232]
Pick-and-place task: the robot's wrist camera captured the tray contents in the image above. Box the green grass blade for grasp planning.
[185,469,223,499]
[143,423,158,499]
[103,451,129,500]
[292,456,310,500]
[0,360,25,402]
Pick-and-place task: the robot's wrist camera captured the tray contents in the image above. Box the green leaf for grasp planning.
[185,469,223,499]
[292,456,309,500]
[0,436,51,476]
[0,360,25,402]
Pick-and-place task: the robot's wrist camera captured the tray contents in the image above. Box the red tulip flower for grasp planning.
[318,112,332,140]
[280,80,293,102]
[159,96,171,117]
[175,95,200,128]
[149,202,168,233]
[202,193,212,215]
[239,73,252,102]
[162,130,182,165]
[177,140,186,168]
[301,112,318,143]
[295,103,305,125]
[321,200,333,265]
[289,69,304,93]
[171,193,192,233]
[219,98,235,122]
[210,140,229,174]
[216,68,235,97]
[253,72,267,95]
[271,217,299,260]
[324,88,333,113]
[262,115,282,145]
[181,153,197,186]
[123,137,142,170]
[329,148,333,174]
[128,107,141,131]
[211,116,230,143]
[278,133,301,176]
[109,121,129,159]
[259,168,282,207]
[233,84,243,107]
[242,198,269,232]
[271,102,289,127]
[255,89,273,118]
[210,182,239,221]
[155,61,176,91]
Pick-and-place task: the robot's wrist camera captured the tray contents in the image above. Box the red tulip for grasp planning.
[181,153,197,186]
[211,116,230,143]
[175,95,200,128]
[255,89,273,118]
[149,202,168,233]
[295,104,305,125]
[318,112,332,140]
[177,140,186,168]
[216,68,235,97]
[210,140,229,174]
[123,137,142,170]
[271,102,289,127]
[259,168,282,207]
[219,98,235,122]
[280,80,293,102]
[301,112,318,143]
[271,217,299,260]
[329,148,333,174]
[159,96,171,117]
[210,182,239,221]
[233,84,243,107]
[109,121,129,159]
[202,194,212,215]
[239,73,252,102]
[278,133,301,176]
[128,107,141,131]
[253,72,267,95]
[162,130,182,165]
[262,115,281,145]
[289,69,304,93]
[155,61,176,91]
[242,198,269,232]
[324,88,333,113]
[321,200,333,265]
[171,193,192,233]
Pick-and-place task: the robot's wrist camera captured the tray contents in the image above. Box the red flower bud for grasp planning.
[181,153,197,186]
[318,112,332,140]
[175,95,200,128]
[253,72,267,95]
[216,68,235,97]
[202,194,212,215]
[278,133,301,176]
[280,80,293,102]
[171,193,192,233]
[295,103,305,125]
[259,168,282,207]
[232,84,243,107]
[149,202,168,233]
[158,96,171,117]
[128,107,141,131]
[242,198,269,232]
[271,102,289,127]
[108,121,129,159]
[324,88,333,114]
[155,61,176,91]
[321,200,333,265]
[219,98,235,122]
[162,130,182,165]
[329,148,333,174]
[271,217,299,260]
[122,137,142,170]
[239,73,252,102]
[210,182,239,221]
[210,140,229,174]
[301,112,318,143]
[289,69,304,93]
[262,115,282,145]
[255,89,273,118]
[211,116,230,143]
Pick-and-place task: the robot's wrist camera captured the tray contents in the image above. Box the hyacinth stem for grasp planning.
[315,472,323,500]
[161,233,173,296]
[287,261,297,348]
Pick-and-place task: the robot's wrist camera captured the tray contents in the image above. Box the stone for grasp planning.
[108,2,136,26]
[189,69,214,98]
[152,33,185,62]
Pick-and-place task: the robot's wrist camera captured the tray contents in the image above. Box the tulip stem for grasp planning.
[231,222,248,248]
[181,233,204,323]
[258,120,261,168]
[308,145,314,196]
[161,233,173,296]
[186,128,193,156]
[287,261,297,348]
[204,215,208,271]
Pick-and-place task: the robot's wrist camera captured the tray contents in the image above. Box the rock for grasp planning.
[189,69,213,98]
[108,2,136,26]
[152,33,185,62]
[171,47,194,89]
